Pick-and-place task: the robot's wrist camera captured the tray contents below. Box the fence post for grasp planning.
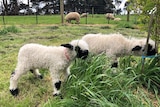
[60,0,64,25]
[36,7,38,24]
[2,14,5,25]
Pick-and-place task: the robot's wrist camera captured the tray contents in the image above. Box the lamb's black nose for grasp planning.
[81,50,89,59]
[147,49,157,56]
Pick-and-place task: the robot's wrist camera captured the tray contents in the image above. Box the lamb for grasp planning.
[114,18,121,21]
[82,33,157,67]
[80,13,88,18]
[105,13,115,20]
[9,40,89,97]
[65,12,80,24]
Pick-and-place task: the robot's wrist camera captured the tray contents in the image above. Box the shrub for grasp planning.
[0,28,8,35]
[0,26,19,35]
[100,26,111,29]
[116,22,135,29]
[120,56,160,92]
[44,54,156,107]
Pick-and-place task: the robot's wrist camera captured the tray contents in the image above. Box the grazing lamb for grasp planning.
[9,40,89,97]
[114,18,121,21]
[65,12,80,24]
[82,33,156,67]
[80,13,88,18]
[105,13,115,20]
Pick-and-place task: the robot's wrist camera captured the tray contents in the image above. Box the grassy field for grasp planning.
[0,14,139,25]
[0,14,160,107]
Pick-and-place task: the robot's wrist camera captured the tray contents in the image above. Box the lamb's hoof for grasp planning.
[10,88,19,96]
[111,62,118,68]
[38,75,43,79]
[53,93,63,99]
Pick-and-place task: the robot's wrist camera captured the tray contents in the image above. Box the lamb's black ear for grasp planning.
[132,45,142,51]
[148,44,152,50]
[61,44,73,50]
[75,46,80,52]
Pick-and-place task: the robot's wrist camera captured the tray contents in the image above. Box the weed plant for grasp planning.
[0,26,19,35]
[116,22,136,29]
[120,56,160,92]
[44,54,160,107]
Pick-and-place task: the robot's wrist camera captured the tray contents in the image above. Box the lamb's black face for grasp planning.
[146,44,157,56]
[132,44,157,56]
[75,46,89,59]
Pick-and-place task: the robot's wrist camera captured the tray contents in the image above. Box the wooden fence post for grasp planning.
[60,0,64,25]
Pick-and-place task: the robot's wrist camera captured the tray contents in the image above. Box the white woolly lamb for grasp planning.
[114,18,121,21]
[65,12,80,24]
[105,13,115,20]
[82,33,156,67]
[9,40,89,97]
[80,13,88,18]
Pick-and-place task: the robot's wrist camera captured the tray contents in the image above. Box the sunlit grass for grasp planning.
[0,22,159,106]
[43,54,160,107]
[0,14,140,25]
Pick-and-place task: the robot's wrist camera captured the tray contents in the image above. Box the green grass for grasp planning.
[1,15,61,24]
[43,55,160,107]
[0,26,20,35]
[0,15,159,107]
[0,14,138,26]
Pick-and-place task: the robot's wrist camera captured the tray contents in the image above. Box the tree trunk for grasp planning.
[127,8,130,22]
[3,0,8,15]
[14,0,19,15]
[28,0,30,15]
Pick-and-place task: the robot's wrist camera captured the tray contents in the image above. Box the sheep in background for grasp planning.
[80,13,88,18]
[105,13,115,20]
[9,40,89,97]
[65,12,80,24]
[105,13,115,24]
[114,18,121,21]
[82,33,157,67]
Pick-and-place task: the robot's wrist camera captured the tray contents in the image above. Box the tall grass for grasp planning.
[120,56,160,92]
[0,26,19,35]
[43,54,160,107]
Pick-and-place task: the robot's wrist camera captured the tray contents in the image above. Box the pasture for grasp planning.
[0,14,159,107]
[0,14,137,25]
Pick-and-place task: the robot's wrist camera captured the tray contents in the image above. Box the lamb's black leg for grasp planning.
[111,62,118,68]
[53,81,63,99]
[10,71,19,96]
[30,69,43,79]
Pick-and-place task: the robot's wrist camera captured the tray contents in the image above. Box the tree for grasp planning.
[124,0,133,21]
[10,0,19,15]
[1,0,116,15]
[2,0,8,15]
[2,0,19,15]
[112,0,122,14]
[31,0,60,14]
[136,0,160,56]
[125,0,143,21]
[65,0,114,14]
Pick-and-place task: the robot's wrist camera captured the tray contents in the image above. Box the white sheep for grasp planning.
[114,18,121,21]
[82,33,156,67]
[80,13,88,18]
[65,12,80,24]
[9,40,89,97]
[105,13,115,20]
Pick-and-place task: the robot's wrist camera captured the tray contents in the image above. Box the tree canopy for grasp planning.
[1,0,115,15]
